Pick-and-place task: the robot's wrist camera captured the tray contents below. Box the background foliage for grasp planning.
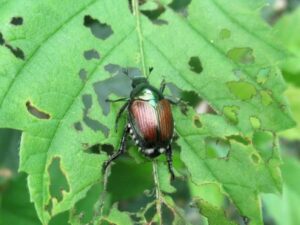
[0,0,299,224]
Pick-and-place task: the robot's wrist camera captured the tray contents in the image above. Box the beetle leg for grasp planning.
[159,79,166,93]
[105,97,128,103]
[166,145,175,180]
[103,124,130,171]
[115,101,129,132]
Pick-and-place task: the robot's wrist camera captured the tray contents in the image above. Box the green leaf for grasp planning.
[175,109,282,225]
[275,8,300,140]
[263,156,300,225]
[280,85,300,140]
[0,0,295,224]
[195,199,237,225]
[274,8,300,87]
[95,205,133,225]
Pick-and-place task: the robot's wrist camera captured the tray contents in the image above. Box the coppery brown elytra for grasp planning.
[103,68,176,180]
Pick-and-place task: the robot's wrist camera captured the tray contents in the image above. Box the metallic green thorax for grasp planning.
[130,78,163,107]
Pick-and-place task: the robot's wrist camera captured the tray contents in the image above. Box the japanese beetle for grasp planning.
[104,69,175,179]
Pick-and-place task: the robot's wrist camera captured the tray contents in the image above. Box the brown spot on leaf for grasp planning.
[26,101,50,119]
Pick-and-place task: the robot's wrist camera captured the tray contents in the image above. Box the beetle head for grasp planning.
[131,77,148,88]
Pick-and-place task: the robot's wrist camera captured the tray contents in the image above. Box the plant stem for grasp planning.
[152,160,163,225]
[132,0,147,77]
[94,166,110,220]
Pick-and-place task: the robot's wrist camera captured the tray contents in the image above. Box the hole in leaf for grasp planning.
[100,144,114,156]
[128,0,147,13]
[166,83,202,108]
[108,161,153,202]
[79,68,88,81]
[0,32,25,60]
[162,203,175,224]
[84,143,101,154]
[72,182,103,224]
[169,0,192,16]
[205,137,230,159]
[249,116,261,129]
[74,122,83,131]
[26,101,51,119]
[219,28,231,40]
[10,17,23,25]
[83,15,113,40]
[227,81,257,100]
[223,197,248,225]
[83,49,100,60]
[48,157,70,203]
[144,203,156,222]
[83,143,114,155]
[194,116,202,128]
[188,56,203,74]
[82,94,109,136]
[227,47,255,64]
[140,4,168,25]
[260,90,273,106]
[5,43,25,60]
[223,105,239,124]
[93,64,133,115]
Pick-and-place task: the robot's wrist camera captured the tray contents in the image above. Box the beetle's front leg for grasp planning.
[166,145,175,180]
[105,97,128,103]
[103,124,130,171]
[159,79,167,93]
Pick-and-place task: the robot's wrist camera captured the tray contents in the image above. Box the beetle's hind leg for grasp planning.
[166,144,175,180]
[103,124,130,171]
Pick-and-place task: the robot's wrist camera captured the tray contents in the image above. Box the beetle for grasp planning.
[103,68,176,179]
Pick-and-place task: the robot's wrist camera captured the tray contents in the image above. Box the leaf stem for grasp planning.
[94,166,110,219]
[152,160,163,225]
[132,0,147,77]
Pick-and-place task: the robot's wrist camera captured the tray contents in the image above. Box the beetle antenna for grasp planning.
[146,67,154,80]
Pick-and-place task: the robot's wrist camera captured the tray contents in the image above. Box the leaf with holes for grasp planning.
[0,0,295,224]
